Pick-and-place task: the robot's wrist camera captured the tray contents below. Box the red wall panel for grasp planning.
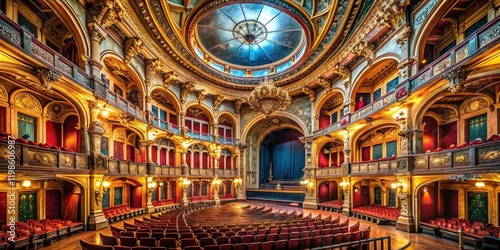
[319,114,330,129]
[422,116,438,152]
[439,189,458,218]
[361,147,370,161]
[62,182,80,222]
[46,190,61,219]
[225,156,231,170]
[318,182,329,202]
[440,122,457,148]
[168,150,175,166]
[361,186,369,206]
[329,181,338,200]
[152,146,158,163]
[202,152,208,169]
[130,186,142,208]
[114,141,124,160]
[318,151,328,168]
[420,183,437,222]
[63,115,78,151]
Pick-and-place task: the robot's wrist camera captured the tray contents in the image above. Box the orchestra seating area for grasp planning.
[80,202,376,250]
[104,204,147,223]
[318,200,344,212]
[0,218,84,250]
[419,217,500,248]
[351,205,400,225]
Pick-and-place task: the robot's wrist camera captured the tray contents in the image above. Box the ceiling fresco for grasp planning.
[134,0,374,89]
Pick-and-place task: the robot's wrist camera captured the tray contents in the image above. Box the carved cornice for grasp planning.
[123,37,143,65]
[145,59,163,86]
[443,67,468,93]
[351,42,375,65]
[395,26,412,48]
[91,0,125,29]
[181,82,196,104]
[317,77,331,92]
[213,95,225,113]
[302,87,315,102]
[376,0,410,29]
[88,59,104,70]
[34,68,60,92]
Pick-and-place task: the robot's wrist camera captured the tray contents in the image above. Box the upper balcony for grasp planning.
[0,13,146,122]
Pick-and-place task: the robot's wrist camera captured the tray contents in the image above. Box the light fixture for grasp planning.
[22,180,31,187]
[475,182,485,187]
[101,110,109,117]
[391,182,398,189]
[234,178,243,194]
[339,180,349,187]
[159,182,164,186]
[423,186,427,193]
[391,179,406,189]
[102,180,110,188]
[354,187,359,193]
[182,140,190,149]
[248,76,291,117]
[300,179,314,196]
[94,178,110,206]
[148,131,158,140]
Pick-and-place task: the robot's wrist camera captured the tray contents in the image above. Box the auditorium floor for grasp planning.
[46,201,473,250]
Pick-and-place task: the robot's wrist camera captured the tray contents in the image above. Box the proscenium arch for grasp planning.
[241,111,310,141]
[349,56,401,101]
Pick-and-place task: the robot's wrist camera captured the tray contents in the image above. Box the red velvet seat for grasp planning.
[233,243,247,250]
[120,236,138,247]
[80,239,113,250]
[204,245,220,250]
[312,235,323,248]
[261,241,273,250]
[140,237,156,247]
[247,242,261,250]
[159,238,176,249]
[241,235,252,243]
[299,237,312,250]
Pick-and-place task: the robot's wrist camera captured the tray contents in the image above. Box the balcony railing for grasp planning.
[350,158,405,175]
[155,165,183,176]
[218,136,239,145]
[107,159,147,174]
[0,142,89,170]
[351,90,398,123]
[411,14,500,90]
[106,91,146,120]
[413,141,500,172]
[315,167,344,177]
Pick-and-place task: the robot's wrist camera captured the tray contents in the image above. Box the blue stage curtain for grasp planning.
[259,129,305,181]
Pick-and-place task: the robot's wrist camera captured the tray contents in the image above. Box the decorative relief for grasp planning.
[478,21,500,47]
[351,42,375,65]
[333,65,351,87]
[34,68,61,91]
[32,44,55,65]
[478,145,500,162]
[429,154,448,167]
[181,82,196,104]
[114,130,125,141]
[287,97,312,133]
[415,157,427,170]
[0,20,21,44]
[14,93,42,113]
[123,37,143,65]
[60,154,74,168]
[213,94,225,113]
[443,66,468,93]
[359,127,398,146]
[234,99,244,114]
[28,151,57,165]
[463,97,488,114]
[145,59,163,86]
[58,61,72,76]
[453,150,470,164]
[433,57,451,76]
[91,0,125,29]
[302,87,315,102]
[46,103,68,121]
[376,0,409,29]
[197,89,207,104]
[162,71,179,87]
[0,83,7,101]
[0,146,20,162]
[456,47,469,62]
[317,77,331,92]
[438,107,457,121]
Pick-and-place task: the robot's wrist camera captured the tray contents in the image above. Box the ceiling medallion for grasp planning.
[248,76,291,117]
[233,20,267,45]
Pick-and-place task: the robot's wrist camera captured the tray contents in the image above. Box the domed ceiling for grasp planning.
[135,0,374,91]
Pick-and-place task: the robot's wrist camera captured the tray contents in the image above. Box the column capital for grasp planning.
[87,23,107,44]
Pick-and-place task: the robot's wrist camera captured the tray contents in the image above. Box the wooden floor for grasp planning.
[43,201,473,250]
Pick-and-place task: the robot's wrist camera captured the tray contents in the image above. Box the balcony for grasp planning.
[312,115,350,139]
[0,14,94,91]
[315,166,344,177]
[413,140,500,173]
[154,165,183,176]
[107,159,147,175]
[411,14,500,90]
[350,157,407,175]
[107,91,146,121]
[218,136,239,145]
[0,142,89,171]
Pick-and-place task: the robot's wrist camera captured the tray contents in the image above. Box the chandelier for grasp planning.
[248,76,291,117]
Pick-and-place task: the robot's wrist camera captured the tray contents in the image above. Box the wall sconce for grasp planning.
[423,186,427,193]
[148,131,158,140]
[147,180,157,198]
[300,179,314,196]
[475,182,485,187]
[391,179,406,189]
[354,187,359,193]
[22,180,31,187]
[182,140,190,149]
[234,178,242,194]
[339,180,349,187]
[95,179,110,206]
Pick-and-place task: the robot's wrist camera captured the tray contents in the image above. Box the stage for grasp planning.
[246,188,306,203]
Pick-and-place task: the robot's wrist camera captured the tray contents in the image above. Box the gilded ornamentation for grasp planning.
[14,92,42,113]
[248,77,291,117]
[376,0,410,29]
[478,20,500,47]
[92,0,125,29]
[395,26,412,48]
[438,107,457,121]
[429,154,448,167]
[88,25,106,44]
[145,59,163,86]
[114,130,125,141]
[181,82,196,104]
[449,173,481,181]
[463,97,488,114]
[61,154,74,168]
[478,146,500,162]
[0,83,8,101]
[456,47,469,62]
[453,151,470,164]
[76,156,88,169]
[360,127,398,146]
[301,87,315,102]
[351,42,375,65]
[32,44,55,65]
[213,95,225,113]
[123,37,143,65]
[317,77,331,92]
[28,151,57,165]
[33,68,60,92]
[333,64,351,88]
[0,146,20,162]
[46,103,68,121]
[197,89,207,104]
[0,22,21,44]
[443,67,468,93]
[399,194,408,215]
[235,99,244,114]
[163,71,179,87]
[415,157,426,170]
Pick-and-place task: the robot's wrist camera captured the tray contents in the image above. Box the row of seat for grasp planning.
[0,132,76,152]
[351,205,400,222]
[104,204,147,223]
[0,218,83,250]
[424,135,500,153]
